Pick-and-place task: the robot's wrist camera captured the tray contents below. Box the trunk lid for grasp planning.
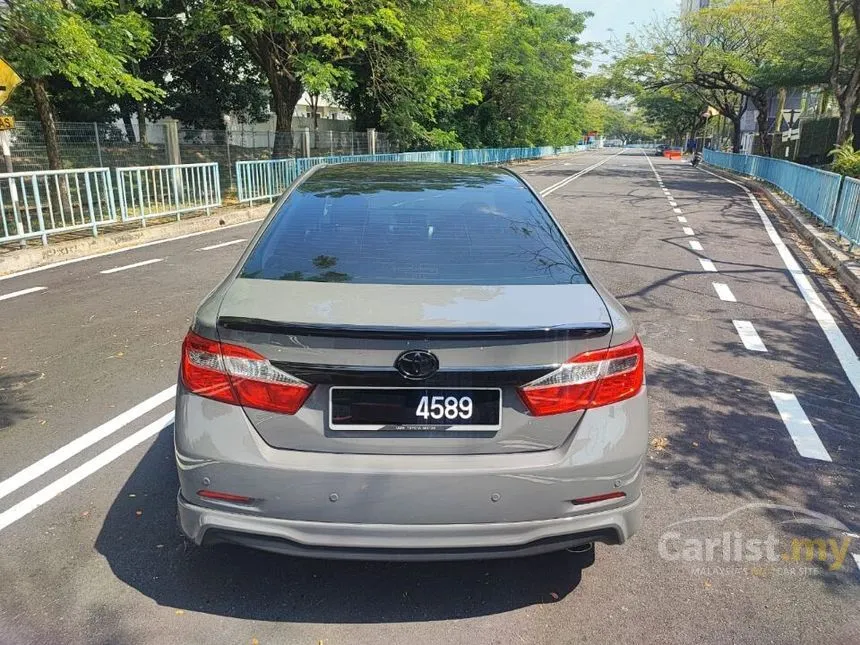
[216,279,612,454]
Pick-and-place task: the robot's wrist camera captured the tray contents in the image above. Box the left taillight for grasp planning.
[181,330,313,415]
[518,336,644,416]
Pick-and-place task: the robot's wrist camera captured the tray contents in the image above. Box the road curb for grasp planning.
[704,165,860,304]
[0,203,270,277]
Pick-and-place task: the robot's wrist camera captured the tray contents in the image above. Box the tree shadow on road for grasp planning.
[645,351,860,594]
[94,428,586,624]
[0,371,40,430]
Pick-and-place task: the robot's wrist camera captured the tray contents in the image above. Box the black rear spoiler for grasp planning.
[217,317,611,341]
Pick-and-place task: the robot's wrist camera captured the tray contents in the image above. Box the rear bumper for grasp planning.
[177,492,641,561]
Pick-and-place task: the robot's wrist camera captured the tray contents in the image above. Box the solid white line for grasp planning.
[100,258,163,274]
[198,238,247,251]
[734,320,768,352]
[699,258,718,272]
[0,412,175,533]
[0,386,176,502]
[540,149,625,196]
[713,282,737,302]
[689,240,704,251]
[678,216,688,223]
[769,392,832,462]
[701,168,860,398]
[0,286,46,302]
[683,227,695,236]
[673,208,683,214]
[0,219,264,283]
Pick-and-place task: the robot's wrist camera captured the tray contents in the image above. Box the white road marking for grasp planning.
[699,258,718,272]
[0,286,46,302]
[853,553,860,575]
[198,238,247,251]
[678,216,688,223]
[702,168,860,398]
[540,150,625,196]
[673,208,683,214]
[0,219,264,283]
[689,240,704,251]
[769,392,832,462]
[669,201,678,207]
[733,320,768,352]
[100,258,164,274]
[0,412,175,533]
[683,227,695,235]
[0,386,176,502]
[713,282,737,302]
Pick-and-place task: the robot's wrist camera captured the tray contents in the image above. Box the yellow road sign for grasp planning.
[0,116,15,130]
[0,58,23,107]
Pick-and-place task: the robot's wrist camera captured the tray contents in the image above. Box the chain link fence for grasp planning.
[4,120,395,198]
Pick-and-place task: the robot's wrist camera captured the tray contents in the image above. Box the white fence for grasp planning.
[115,163,221,224]
[0,168,116,245]
[1,162,220,245]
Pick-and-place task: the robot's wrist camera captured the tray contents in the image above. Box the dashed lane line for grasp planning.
[769,392,832,462]
[678,216,688,223]
[0,286,46,302]
[683,227,695,236]
[699,258,718,272]
[100,258,164,274]
[689,240,704,251]
[734,320,768,352]
[713,282,737,302]
[198,238,248,251]
[700,167,860,399]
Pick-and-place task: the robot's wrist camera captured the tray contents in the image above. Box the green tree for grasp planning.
[193,0,404,156]
[0,0,162,168]
[825,0,860,143]
[449,1,591,147]
[336,0,515,149]
[635,89,707,144]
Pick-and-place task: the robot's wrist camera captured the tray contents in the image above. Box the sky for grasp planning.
[541,0,681,68]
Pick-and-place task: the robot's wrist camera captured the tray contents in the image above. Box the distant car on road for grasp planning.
[175,163,648,563]
[655,144,668,156]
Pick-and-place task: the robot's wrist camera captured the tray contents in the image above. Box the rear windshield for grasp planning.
[240,164,586,285]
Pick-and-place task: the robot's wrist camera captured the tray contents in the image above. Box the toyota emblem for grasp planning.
[394,350,439,380]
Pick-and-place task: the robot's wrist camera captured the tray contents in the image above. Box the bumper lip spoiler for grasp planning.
[217,317,612,341]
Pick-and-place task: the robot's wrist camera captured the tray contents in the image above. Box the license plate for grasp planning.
[329,387,502,431]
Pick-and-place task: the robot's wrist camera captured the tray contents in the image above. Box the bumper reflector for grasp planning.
[197,489,253,504]
[572,491,626,505]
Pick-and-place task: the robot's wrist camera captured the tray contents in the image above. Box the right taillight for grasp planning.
[181,330,313,414]
[518,336,644,416]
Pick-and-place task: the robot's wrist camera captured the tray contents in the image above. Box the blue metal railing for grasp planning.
[834,176,860,245]
[703,149,858,246]
[236,145,592,203]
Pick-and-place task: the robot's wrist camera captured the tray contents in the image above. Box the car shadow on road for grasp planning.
[95,428,586,623]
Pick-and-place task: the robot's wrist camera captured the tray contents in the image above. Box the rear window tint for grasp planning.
[240,164,586,285]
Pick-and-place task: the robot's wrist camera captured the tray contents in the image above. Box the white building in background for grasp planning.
[681,0,710,13]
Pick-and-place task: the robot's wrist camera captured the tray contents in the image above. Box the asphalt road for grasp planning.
[1,149,859,645]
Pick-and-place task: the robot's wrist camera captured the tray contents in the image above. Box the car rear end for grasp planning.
[175,163,648,560]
